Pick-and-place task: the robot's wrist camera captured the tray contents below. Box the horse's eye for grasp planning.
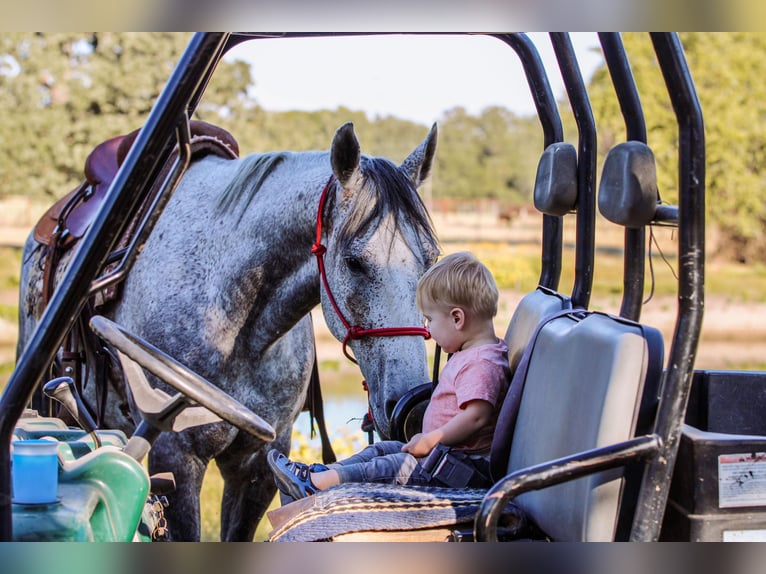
[344,256,365,274]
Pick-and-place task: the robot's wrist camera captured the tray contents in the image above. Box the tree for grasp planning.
[433,106,541,205]
[0,33,253,200]
[585,33,766,262]
[0,33,545,214]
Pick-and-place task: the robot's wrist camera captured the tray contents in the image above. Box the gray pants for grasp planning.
[329,440,428,486]
[329,440,491,488]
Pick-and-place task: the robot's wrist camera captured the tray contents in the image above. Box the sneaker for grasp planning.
[272,462,329,504]
[309,463,330,473]
[267,450,319,500]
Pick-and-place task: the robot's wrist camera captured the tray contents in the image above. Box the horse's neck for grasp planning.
[194,154,327,352]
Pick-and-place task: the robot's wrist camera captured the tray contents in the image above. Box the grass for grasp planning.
[200,425,369,541]
[445,234,687,308]
[0,304,17,324]
[705,261,766,303]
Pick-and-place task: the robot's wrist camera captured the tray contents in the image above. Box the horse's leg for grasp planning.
[216,319,315,541]
[217,430,291,541]
[148,432,213,542]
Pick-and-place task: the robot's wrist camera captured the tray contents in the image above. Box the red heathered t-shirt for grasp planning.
[421,339,510,455]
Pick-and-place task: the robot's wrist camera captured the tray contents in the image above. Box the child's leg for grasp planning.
[328,440,406,468]
[269,442,431,500]
[312,440,408,490]
[324,450,432,486]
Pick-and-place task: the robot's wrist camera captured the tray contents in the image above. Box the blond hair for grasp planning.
[416,251,499,320]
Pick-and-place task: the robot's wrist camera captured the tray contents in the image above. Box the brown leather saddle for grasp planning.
[33,120,239,311]
[34,120,239,253]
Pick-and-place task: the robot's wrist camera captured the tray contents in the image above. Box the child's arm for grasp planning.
[401,399,493,457]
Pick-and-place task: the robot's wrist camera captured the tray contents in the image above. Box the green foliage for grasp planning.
[683,33,766,262]
[0,33,543,211]
[585,33,766,262]
[432,106,541,204]
[5,33,766,259]
[0,33,198,200]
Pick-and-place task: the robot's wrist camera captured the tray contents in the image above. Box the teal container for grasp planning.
[12,446,150,541]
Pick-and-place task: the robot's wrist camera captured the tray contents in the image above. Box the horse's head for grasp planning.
[319,122,439,439]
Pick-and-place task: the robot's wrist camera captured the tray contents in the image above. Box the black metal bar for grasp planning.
[474,434,661,541]
[598,33,648,144]
[493,33,564,291]
[620,232,646,321]
[630,32,705,541]
[492,34,565,147]
[550,33,597,309]
[599,32,647,322]
[87,120,193,296]
[0,32,230,542]
[653,205,679,225]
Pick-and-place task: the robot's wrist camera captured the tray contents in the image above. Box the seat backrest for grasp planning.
[504,285,572,375]
[489,141,576,477]
[494,309,664,541]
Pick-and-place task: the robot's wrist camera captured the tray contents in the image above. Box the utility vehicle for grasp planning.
[2,32,762,542]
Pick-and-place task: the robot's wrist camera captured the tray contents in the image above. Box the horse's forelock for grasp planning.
[336,158,438,258]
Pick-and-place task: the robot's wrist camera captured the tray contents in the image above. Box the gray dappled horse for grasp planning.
[16,122,439,540]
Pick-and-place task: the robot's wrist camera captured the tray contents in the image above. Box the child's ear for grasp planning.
[451,308,465,330]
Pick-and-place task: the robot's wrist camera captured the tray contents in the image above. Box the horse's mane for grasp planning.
[215,152,438,257]
[216,152,288,222]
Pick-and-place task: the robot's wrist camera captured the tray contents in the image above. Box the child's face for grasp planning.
[420,297,464,354]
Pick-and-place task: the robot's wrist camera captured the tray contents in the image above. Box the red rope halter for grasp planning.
[312,175,431,364]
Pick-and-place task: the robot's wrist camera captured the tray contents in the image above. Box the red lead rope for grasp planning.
[312,175,431,364]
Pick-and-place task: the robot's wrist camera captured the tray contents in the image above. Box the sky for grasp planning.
[224,33,603,126]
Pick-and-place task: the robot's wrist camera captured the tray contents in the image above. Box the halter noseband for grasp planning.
[312,175,431,363]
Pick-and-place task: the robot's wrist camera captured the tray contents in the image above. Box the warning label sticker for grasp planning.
[719,452,766,509]
[723,529,766,542]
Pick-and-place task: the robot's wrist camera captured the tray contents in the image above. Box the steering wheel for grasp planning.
[89,315,276,443]
[389,382,433,442]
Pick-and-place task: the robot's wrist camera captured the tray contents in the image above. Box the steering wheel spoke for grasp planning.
[89,315,276,442]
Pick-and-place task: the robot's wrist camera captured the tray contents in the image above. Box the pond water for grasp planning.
[293,396,374,456]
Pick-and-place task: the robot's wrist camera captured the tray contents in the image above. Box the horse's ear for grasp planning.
[331,122,362,190]
[401,123,438,188]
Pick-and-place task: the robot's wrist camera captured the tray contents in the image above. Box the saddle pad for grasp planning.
[267,482,522,542]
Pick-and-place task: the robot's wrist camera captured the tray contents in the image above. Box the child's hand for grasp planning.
[402,400,493,457]
[401,432,439,457]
